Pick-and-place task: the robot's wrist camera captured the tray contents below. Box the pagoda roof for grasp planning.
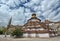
[28,17,41,22]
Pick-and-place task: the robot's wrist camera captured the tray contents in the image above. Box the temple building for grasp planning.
[22,14,51,38]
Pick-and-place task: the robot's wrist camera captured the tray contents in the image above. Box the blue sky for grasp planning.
[0,0,60,26]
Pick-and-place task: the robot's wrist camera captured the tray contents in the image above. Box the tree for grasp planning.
[11,28,23,38]
[0,30,3,34]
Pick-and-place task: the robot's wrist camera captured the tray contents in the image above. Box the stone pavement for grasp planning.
[0,37,60,41]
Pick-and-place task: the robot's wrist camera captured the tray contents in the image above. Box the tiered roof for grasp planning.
[23,14,49,31]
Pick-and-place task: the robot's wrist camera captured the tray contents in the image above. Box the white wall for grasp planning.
[23,33,50,38]
[36,28,45,31]
[23,33,28,37]
[0,35,10,38]
[37,33,49,37]
[29,33,36,37]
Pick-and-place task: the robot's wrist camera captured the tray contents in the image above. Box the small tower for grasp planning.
[32,13,36,18]
[45,20,50,24]
[31,13,41,22]
[32,14,36,18]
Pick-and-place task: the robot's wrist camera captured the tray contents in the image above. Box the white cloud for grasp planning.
[0,0,60,26]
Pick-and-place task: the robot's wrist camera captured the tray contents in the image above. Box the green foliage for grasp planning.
[11,28,23,38]
[0,30,3,34]
[0,27,6,35]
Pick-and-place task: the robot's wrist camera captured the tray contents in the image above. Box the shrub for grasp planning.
[11,28,23,38]
[0,30,3,34]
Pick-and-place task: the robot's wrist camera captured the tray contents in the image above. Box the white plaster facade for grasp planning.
[23,33,50,38]
[37,33,49,37]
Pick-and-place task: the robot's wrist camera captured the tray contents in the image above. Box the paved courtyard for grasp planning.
[0,36,60,41]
